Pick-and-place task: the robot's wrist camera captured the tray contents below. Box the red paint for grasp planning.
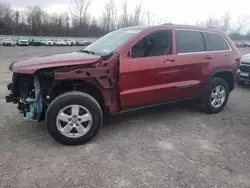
[9,52,101,74]
[9,25,241,114]
[118,26,240,110]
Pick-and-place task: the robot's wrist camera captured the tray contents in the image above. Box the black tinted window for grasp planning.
[176,30,205,53]
[132,30,172,58]
[202,32,229,51]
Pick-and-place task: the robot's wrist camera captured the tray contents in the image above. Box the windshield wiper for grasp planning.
[79,49,95,55]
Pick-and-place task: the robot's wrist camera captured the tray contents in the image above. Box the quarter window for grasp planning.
[202,32,229,51]
[175,30,205,53]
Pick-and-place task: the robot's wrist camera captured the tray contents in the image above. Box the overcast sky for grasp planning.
[7,0,250,30]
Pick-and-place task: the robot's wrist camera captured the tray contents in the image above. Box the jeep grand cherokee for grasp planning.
[6,25,241,145]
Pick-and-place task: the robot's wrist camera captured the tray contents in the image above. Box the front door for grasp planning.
[119,30,177,109]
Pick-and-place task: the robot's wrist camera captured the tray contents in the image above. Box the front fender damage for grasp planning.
[5,53,120,121]
[53,53,120,114]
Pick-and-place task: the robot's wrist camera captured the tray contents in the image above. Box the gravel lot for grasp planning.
[0,46,250,188]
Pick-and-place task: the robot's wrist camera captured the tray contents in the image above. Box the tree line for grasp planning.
[0,0,250,40]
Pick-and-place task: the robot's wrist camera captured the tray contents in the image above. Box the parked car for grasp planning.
[238,53,250,84]
[41,39,54,46]
[234,42,240,47]
[65,39,76,46]
[238,42,245,47]
[76,40,87,46]
[17,37,29,46]
[2,38,16,46]
[76,40,91,46]
[234,42,244,48]
[242,42,250,47]
[5,24,241,145]
[30,38,42,46]
[54,39,67,46]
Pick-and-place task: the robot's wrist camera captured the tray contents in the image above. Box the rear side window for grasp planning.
[202,32,230,51]
[175,30,205,53]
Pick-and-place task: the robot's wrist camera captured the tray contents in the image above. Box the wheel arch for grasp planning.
[52,80,106,111]
[211,69,234,91]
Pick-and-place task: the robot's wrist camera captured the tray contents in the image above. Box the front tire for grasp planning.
[201,77,229,114]
[45,91,103,145]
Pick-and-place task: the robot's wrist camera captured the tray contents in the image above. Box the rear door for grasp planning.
[201,31,235,89]
[170,29,212,97]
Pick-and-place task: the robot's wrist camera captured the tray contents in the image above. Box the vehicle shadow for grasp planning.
[17,99,202,145]
[238,82,250,90]
[103,99,201,127]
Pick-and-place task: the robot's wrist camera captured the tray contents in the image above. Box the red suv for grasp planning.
[6,25,241,145]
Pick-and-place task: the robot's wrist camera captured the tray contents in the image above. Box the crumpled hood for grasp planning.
[241,53,250,63]
[10,52,101,74]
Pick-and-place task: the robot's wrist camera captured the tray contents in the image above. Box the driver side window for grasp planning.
[132,30,172,58]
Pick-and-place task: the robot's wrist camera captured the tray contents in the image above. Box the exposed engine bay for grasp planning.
[6,72,54,121]
[6,53,121,121]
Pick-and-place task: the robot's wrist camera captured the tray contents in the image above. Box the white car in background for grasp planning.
[41,39,54,46]
[17,38,29,46]
[54,39,67,46]
[65,39,76,46]
[3,38,16,46]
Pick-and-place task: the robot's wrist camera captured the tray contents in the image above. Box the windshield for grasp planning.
[84,28,142,56]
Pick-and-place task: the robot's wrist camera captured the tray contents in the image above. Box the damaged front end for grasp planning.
[6,73,45,121]
[6,52,121,121]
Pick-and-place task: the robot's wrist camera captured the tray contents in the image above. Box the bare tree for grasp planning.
[25,6,44,35]
[156,16,169,25]
[131,3,144,26]
[1,2,250,40]
[118,0,145,27]
[146,10,155,25]
[120,0,129,27]
[234,14,249,34]
[220,11,231,33]
[102,0,117,31]
[0,1,14,34]
[70,0,92,26]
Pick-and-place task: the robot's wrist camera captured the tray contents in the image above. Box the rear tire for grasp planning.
[45,91,103,145]
[201,77,229,114]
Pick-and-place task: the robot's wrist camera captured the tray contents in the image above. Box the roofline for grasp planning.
[122,24,224,34]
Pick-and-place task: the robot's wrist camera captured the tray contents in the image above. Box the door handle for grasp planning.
[204,55,213,60]
[163,59,175,63]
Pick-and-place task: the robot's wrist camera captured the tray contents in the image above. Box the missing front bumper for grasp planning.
[5,82,17,103]
[5,75,43,121]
